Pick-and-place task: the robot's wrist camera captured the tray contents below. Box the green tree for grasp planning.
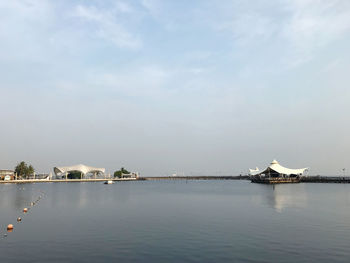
[27,165,35,177]
[15,161,27,178]
[14,161,35,179]
[114,167,130,178]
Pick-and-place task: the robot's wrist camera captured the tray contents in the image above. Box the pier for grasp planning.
[0,176,248,183]
[140,176,249,180]
[0,178,137,184]
[301,176,350,183]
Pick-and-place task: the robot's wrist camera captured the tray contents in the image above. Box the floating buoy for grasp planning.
[17,217,22,222]
[7,224,14,231]
[23,208,28,213]
[31,202,34,206]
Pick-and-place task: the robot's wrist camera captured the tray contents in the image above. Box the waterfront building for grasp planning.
[121,172,139,179]
[53,164,105,179]
[249,160,308,184]
[0,170,15,180]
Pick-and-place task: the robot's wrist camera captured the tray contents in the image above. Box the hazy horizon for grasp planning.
[1,0,350,176]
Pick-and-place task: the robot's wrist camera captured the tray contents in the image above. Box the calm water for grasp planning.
[1,180,350,262]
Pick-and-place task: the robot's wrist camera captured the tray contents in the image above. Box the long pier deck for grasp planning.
[141,176,248,180]
[0,178,137,184]
[300,176,350,183]
[0,176,248,184]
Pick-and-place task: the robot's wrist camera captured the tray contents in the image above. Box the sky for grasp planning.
[1,0,350,176]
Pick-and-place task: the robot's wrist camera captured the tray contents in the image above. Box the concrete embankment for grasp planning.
[0,178,137,184]
[0,177,245,184]
[301,176,350,183]
[140,176,249,180]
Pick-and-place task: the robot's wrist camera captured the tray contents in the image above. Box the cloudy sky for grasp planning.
[1,0,350,176]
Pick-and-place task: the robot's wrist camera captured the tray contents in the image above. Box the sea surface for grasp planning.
[1,180,350,262]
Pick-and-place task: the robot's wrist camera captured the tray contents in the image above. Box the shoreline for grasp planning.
[1,175,350,184]
[0,178,138,184]
[0,176,248,184]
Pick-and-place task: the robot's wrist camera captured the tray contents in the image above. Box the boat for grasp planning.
[104,180,114,184]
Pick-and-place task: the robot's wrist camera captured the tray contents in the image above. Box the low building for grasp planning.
[0,170,15,180]
[249,160,308,184]
[121,172,139,179]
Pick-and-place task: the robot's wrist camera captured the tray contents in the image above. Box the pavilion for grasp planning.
[53,164,105,179]
[249,160,308,183]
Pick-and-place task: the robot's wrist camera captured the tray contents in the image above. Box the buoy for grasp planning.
[7,224,14,231]
[23,208,28,213]
[17,217,22,222]
[31,202,34,206]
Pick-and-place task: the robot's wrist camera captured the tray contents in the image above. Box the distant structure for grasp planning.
[0,170,15,180]
[121,172,139,179]
[249,160,308,184]
[53,164,105,179]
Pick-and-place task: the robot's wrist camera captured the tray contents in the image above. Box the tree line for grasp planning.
[14,161,35,179]
[114,167,130,178]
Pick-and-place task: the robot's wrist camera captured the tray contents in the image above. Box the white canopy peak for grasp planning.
[271,159,279,165]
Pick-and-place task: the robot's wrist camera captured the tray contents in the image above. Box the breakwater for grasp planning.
[0,178,137,184]
[301,176,350,183]
[142,176,350,183]
[140,176,249,180]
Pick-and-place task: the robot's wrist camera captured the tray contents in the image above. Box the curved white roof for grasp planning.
[54,164,105,175]
[249,160,308,176]
[249,167,260,176]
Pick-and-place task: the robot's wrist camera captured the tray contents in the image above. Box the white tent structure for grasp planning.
[249,160,308,177]
[54,164,105,179]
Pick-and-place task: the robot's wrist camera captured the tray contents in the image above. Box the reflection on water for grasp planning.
[250,183,308,212]
[263,184,308,212]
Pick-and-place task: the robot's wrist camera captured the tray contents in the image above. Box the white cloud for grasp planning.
[284,0,350,50]
[115,1,133,13]
[215,12,277,46]
[141,0,161,16]
[73,4,142,49]
[208,0,350,68]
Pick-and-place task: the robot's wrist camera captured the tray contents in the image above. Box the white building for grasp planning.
[53,164,105,179]
[249,160,308,183]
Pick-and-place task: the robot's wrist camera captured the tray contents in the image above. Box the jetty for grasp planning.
[141,175,248,180]
[0,178,137,184]
[300,176,350,183]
